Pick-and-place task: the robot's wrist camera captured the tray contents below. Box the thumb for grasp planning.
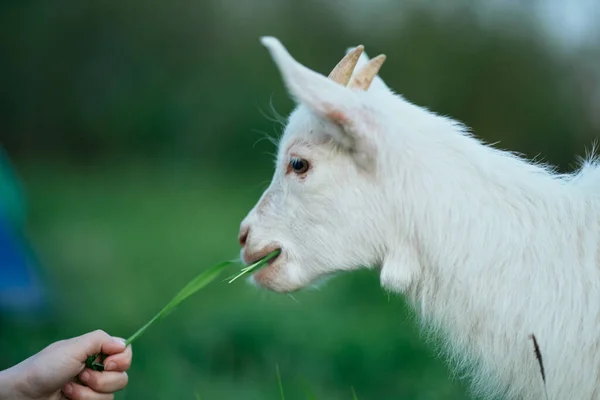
[64,330,127,361]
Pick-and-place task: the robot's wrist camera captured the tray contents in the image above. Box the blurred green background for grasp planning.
[1,0,599,398]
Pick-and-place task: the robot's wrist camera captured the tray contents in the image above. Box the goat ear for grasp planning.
[348,48,393,95]
[260,37,375,166]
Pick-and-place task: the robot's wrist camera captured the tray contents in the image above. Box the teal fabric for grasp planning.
[0,147,46,315]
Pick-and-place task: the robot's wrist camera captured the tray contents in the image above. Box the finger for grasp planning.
[86,330,127,356]
[62,381,114,400]
[102,345,132,372]
[78,369,129,393]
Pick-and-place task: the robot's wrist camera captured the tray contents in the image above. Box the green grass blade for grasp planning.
[351,386,358,400]
[85,251,279,371]
[276,363,285,400]
[86,260,234,371]
[304,387,318,400]
[227,249,280,283]
[125,260,233,346]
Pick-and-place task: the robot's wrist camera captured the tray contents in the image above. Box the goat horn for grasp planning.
[348,54,387,91]
[328,45,364,86]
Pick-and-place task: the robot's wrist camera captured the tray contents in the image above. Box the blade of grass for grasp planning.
[304,385,318,400]
[85,260,233,370]
[305,390,317,400]
[84,250,280,371]
[227,249,281,283]
[126,260,233,346]
[351,386,359,400]
[276,363,285,400]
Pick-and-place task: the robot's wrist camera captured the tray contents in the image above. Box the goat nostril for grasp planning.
[238,226,249,247]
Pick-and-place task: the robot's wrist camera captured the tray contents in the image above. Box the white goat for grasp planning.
[238,36,600,399]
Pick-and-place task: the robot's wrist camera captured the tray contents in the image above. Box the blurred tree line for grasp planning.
[1,0,599,173]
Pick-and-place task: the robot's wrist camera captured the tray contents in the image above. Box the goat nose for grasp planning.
[238,225,249,247]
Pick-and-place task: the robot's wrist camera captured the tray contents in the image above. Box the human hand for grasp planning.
[1,330,132,400]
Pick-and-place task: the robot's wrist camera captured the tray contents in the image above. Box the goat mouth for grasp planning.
[244,245,282,267]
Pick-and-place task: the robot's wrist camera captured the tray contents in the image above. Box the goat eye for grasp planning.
[289,158,310,174]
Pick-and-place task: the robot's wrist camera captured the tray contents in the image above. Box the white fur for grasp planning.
[239,36,600,399]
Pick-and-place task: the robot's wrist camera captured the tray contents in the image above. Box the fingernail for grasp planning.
[63,383,73,395]
[113,337,126,346]
[80,370,90,382]
[105,361,116,371]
